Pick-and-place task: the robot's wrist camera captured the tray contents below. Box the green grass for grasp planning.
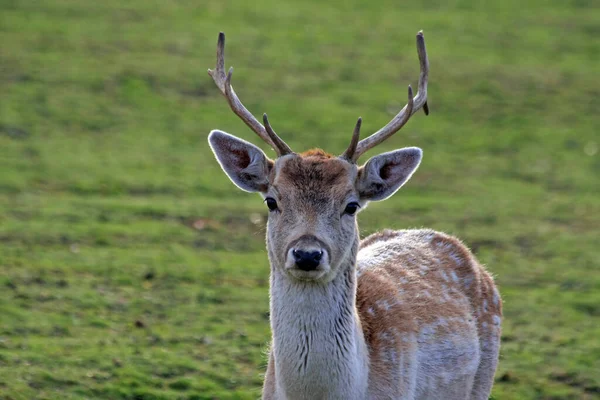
[1,0,599,398]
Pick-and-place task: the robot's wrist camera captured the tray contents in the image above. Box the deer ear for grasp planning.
[357,147,422,201]
[208,130,273,193]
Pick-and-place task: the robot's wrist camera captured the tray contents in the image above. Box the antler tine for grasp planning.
[208,32,293,156]
[351,31,429,162]
[263,114,293,156]
[341,117,362,161]
[416,30,429,116]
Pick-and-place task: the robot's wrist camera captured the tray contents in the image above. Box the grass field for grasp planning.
[1,0,599,399]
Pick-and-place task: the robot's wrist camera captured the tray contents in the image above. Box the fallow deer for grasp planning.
[207,31,502,400]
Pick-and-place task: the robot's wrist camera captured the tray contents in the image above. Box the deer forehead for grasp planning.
[270,151,358,202]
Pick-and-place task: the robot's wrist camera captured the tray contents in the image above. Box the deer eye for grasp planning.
[265,197,278,212]
[344,202,360,216]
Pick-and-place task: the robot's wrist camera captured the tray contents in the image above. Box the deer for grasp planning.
[206,31,502,400]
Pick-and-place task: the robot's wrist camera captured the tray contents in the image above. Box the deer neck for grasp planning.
[268,253,369,399]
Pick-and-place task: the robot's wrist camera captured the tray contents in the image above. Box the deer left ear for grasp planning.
[357,147,422,201]
[208,130,274,193]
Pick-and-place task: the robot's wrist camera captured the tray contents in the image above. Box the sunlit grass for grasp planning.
[1,0,599,398]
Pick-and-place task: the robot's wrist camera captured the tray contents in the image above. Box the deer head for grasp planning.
[208,32,429,282]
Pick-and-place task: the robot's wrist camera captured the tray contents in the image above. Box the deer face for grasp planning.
[264,150,359,282]
[209,130,422,282]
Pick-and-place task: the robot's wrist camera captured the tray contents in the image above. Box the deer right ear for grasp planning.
[357,147,423,201]
[208,130,273,193]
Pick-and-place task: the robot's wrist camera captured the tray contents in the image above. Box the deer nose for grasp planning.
[292,249,323,271]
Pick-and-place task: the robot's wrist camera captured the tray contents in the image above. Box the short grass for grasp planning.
[1,0,599,399]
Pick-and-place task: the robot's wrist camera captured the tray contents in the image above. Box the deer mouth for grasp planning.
[286,267,329,282]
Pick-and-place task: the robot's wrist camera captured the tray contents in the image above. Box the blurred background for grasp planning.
[1,0,598,399]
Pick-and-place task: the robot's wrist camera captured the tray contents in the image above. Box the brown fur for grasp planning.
[357,230,502,396]
[300,148,335,158]
[274,154,355,206]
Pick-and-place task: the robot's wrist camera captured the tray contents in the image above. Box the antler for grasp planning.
[208,32,293,157]
[344,31,429,162]
[341,117,362,161]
